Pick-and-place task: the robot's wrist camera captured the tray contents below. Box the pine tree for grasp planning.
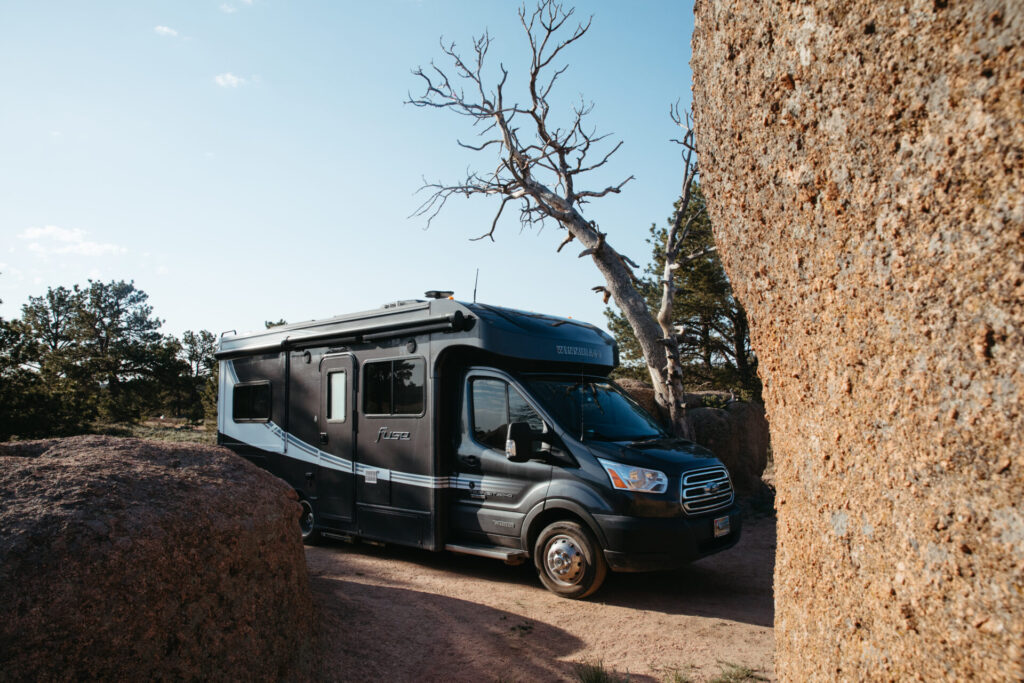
[606,184,761,401]
[181,330,217,423]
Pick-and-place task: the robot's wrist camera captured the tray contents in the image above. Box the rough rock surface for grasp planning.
[693,1,1023,679]
[0,436,316,681]
[617,378,769,494]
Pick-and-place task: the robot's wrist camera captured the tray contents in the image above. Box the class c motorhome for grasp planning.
[216,292,741,598]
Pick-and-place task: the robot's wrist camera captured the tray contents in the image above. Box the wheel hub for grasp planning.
[545,536,584,585]
[299,501,314,536]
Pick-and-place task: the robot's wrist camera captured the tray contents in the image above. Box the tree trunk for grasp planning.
[732,309,751,388]
[549,202,694,439]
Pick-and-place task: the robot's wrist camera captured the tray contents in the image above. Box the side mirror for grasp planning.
[505,422,534,463]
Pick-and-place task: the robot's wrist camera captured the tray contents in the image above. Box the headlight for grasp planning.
[597,458,668,494]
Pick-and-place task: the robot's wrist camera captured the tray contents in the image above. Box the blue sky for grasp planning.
[0,1,694,338]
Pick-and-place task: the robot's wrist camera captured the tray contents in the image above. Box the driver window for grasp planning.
[509,389,544,433]
[471,378,543,451]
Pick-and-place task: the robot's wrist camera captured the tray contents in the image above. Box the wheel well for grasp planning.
[526,508,597,553]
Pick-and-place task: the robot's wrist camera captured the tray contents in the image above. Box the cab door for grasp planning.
[317,354,356,524]
[451,373,551,544]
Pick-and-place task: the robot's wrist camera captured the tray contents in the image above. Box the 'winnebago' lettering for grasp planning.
[376,427,411,443]
[555,344,600,359]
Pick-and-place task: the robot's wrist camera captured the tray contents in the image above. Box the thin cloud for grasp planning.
[221,0,253,13]
[154,25,179,37]
[18,226,127,258]
[214,72,247,88]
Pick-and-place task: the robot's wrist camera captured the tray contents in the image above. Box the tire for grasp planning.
[298,497,322,546]
[533,520,607,599]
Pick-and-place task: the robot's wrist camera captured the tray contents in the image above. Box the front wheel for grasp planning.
[298,498,322,546]
[533,520,607,599]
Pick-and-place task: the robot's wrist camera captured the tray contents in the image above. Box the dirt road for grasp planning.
[304,516,775,682]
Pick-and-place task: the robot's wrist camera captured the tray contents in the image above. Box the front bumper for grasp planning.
[594,505,743,573]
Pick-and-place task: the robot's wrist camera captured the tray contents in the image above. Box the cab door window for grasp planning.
[470,378,544,451]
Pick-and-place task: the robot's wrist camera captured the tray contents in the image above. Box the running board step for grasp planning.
[445,543,529,564]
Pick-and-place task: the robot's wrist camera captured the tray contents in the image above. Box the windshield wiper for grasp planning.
[582,429,617,441]
[624,434,665,443]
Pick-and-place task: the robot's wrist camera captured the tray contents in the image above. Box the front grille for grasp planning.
[680,466,734,515]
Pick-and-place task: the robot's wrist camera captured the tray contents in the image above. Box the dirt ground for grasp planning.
[305,515,775,682]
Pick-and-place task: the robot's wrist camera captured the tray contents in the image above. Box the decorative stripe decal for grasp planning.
[262,422,509,492]
[222,359,523,493]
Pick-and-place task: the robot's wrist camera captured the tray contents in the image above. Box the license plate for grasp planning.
[713,515,731,538]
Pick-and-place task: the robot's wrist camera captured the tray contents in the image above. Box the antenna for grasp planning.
[473,268,480,303]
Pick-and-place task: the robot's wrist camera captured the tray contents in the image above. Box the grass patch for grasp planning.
[94,419,217,445]
[572,660,630,683]
[707,662,768,683]
[571,661,766,683]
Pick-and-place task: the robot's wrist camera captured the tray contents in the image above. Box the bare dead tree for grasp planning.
[408,0,702,438]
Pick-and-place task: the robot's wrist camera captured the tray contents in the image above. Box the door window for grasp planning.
[470,378,543,451]
[326,370,347,422]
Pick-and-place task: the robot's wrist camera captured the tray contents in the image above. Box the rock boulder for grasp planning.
[693,1,1023,678]
[0,436,317,681]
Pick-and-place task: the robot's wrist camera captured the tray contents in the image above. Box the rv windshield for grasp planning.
[524,377,667,442]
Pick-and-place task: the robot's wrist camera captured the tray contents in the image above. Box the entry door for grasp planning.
[451,376,552,542]
[317,354,357,523]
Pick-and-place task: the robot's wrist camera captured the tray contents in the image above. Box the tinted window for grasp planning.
[326,371,346,422]
[393,359,425,414]
[233,382,271,422]
[472,379,508,449]
[510,389,545,432]
[364,362,391,414]
[525,378,665,442]
[471,379,544,451]
[363,358,425,415]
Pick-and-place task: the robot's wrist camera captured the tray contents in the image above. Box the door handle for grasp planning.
[460,455,480,468]
[319,432,328,444]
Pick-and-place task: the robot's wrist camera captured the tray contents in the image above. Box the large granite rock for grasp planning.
[693,1,1023,679]
[0,436,317,681]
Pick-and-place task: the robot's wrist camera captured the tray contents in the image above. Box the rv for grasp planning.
[216,292,741,598]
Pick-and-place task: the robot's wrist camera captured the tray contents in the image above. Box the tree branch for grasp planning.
[408,1,700,437]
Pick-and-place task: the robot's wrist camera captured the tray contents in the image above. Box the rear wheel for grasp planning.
[533,520,607,599]
[298,498,322,545]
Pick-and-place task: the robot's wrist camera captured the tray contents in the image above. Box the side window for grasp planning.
[233,382,271,422]
[472,379,508,450]
[509,389,545,433]
[471,378,544,451]
[326,371,347,422]
[364,362,391,415]
[393,359,425,414]
[363,358,426,415]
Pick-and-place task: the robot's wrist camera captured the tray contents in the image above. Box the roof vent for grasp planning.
[424,290,454,299]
